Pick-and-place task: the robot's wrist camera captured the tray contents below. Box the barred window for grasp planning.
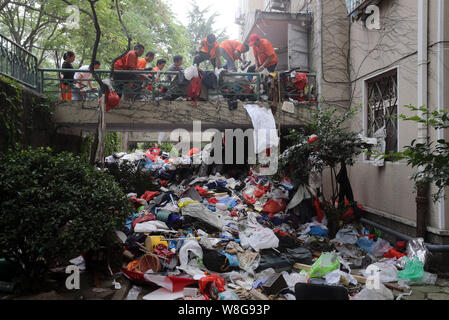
[366,69,398,156]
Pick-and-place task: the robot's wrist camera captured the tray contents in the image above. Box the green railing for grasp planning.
[39,69,263,102]
[281,73,317,103]
[38,68,316,104]
[0,34,38,89]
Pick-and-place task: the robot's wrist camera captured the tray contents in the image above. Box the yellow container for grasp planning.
[145,236,169,252]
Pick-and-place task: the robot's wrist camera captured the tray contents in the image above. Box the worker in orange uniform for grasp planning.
[113,44,149,99]
[248,34,278,72]
[146,59,167,92]
[219,40,249,72]
[193,34,222,69]
[137,51,155,70]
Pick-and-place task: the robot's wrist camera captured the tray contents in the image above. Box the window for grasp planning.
[366,69,398,156]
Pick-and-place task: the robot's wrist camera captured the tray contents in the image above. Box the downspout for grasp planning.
[437,0,446,230]
[361,218,449,252]
[416,0,429,240]
[316,0,323,109]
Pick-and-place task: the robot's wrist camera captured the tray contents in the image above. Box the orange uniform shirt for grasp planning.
[220,40,245,61]
[137,58,147,70]
[253,39,278,68]
[114,50,138,70]
[201,38,220,58]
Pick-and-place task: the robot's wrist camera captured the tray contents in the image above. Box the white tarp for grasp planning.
[244,104,279,155]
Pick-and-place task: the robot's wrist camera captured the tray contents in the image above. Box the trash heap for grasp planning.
[96,147,438,301]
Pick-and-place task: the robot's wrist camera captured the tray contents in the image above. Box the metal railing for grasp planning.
[39,69,263,102]
[281,72,317,103]
[38,68,317,104]
[0,34,38,89]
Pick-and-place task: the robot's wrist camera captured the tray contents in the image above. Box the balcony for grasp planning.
[242,10,312,72]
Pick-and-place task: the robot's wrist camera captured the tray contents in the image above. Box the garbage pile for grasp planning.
[98,147,437,300]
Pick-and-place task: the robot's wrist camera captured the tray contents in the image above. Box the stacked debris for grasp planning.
[87,146,439,300]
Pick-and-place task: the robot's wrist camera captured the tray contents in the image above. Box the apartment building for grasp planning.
[237,0,449,247]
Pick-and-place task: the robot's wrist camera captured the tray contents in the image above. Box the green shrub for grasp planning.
[0,147,132,291]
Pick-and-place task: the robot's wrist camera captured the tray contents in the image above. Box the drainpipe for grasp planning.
[416,0,429,240]
[437,0,446,230]
[316,0,323,109]
[361,218,449,253]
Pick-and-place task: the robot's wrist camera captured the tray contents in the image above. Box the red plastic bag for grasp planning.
[198,274,226,299]
[262,199,286,214]
[105,89,120,112]
[141,191,160,202]
[187,76,202,106]
[384,248,406,259]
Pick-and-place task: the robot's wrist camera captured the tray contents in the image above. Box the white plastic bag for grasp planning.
[325,270,358,286]
[244,104,279,155]
[362,262,398,283]
[178,239,203,267]
[352,283,394,300]
[241,227,279,252]
[335,225,360,245]
[184,65,199,80]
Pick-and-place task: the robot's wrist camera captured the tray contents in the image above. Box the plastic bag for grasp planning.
[406,238,429,266]
[325,270,357,286]
[335,225,359,245]
[125,285,142,300]
[309,252,340,279]
[352,283,394,300]
[398,257,424,281]
[240,227,279,252]
[371,238,393,257]
[362,262,398,283]
[178,239,203,267]
[184,65,199,80]
[181,202,226,231]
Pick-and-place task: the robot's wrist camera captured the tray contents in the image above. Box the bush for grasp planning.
[0,147,132,291]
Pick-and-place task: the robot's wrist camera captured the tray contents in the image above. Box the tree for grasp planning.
[0,0,191,68]
[385,105,449,202]
[186,0,228,64]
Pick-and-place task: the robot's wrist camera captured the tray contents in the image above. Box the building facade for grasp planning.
[238,0,449,245]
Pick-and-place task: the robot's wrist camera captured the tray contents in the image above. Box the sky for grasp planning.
[165,0,240,40]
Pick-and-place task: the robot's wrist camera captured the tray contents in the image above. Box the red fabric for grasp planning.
[384,249,407,259]
[198,274,226,299]
[262,199,286,214]
[293,73,308,91]
[121,268,196,290]
[132,214,156,229]
[314,198,325,223]
[195,186,209,196]
[244,194,256,205]
[141,191,160,202]
[187,76,202,106]
[161,180,168,187]
[207,198,219,204]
